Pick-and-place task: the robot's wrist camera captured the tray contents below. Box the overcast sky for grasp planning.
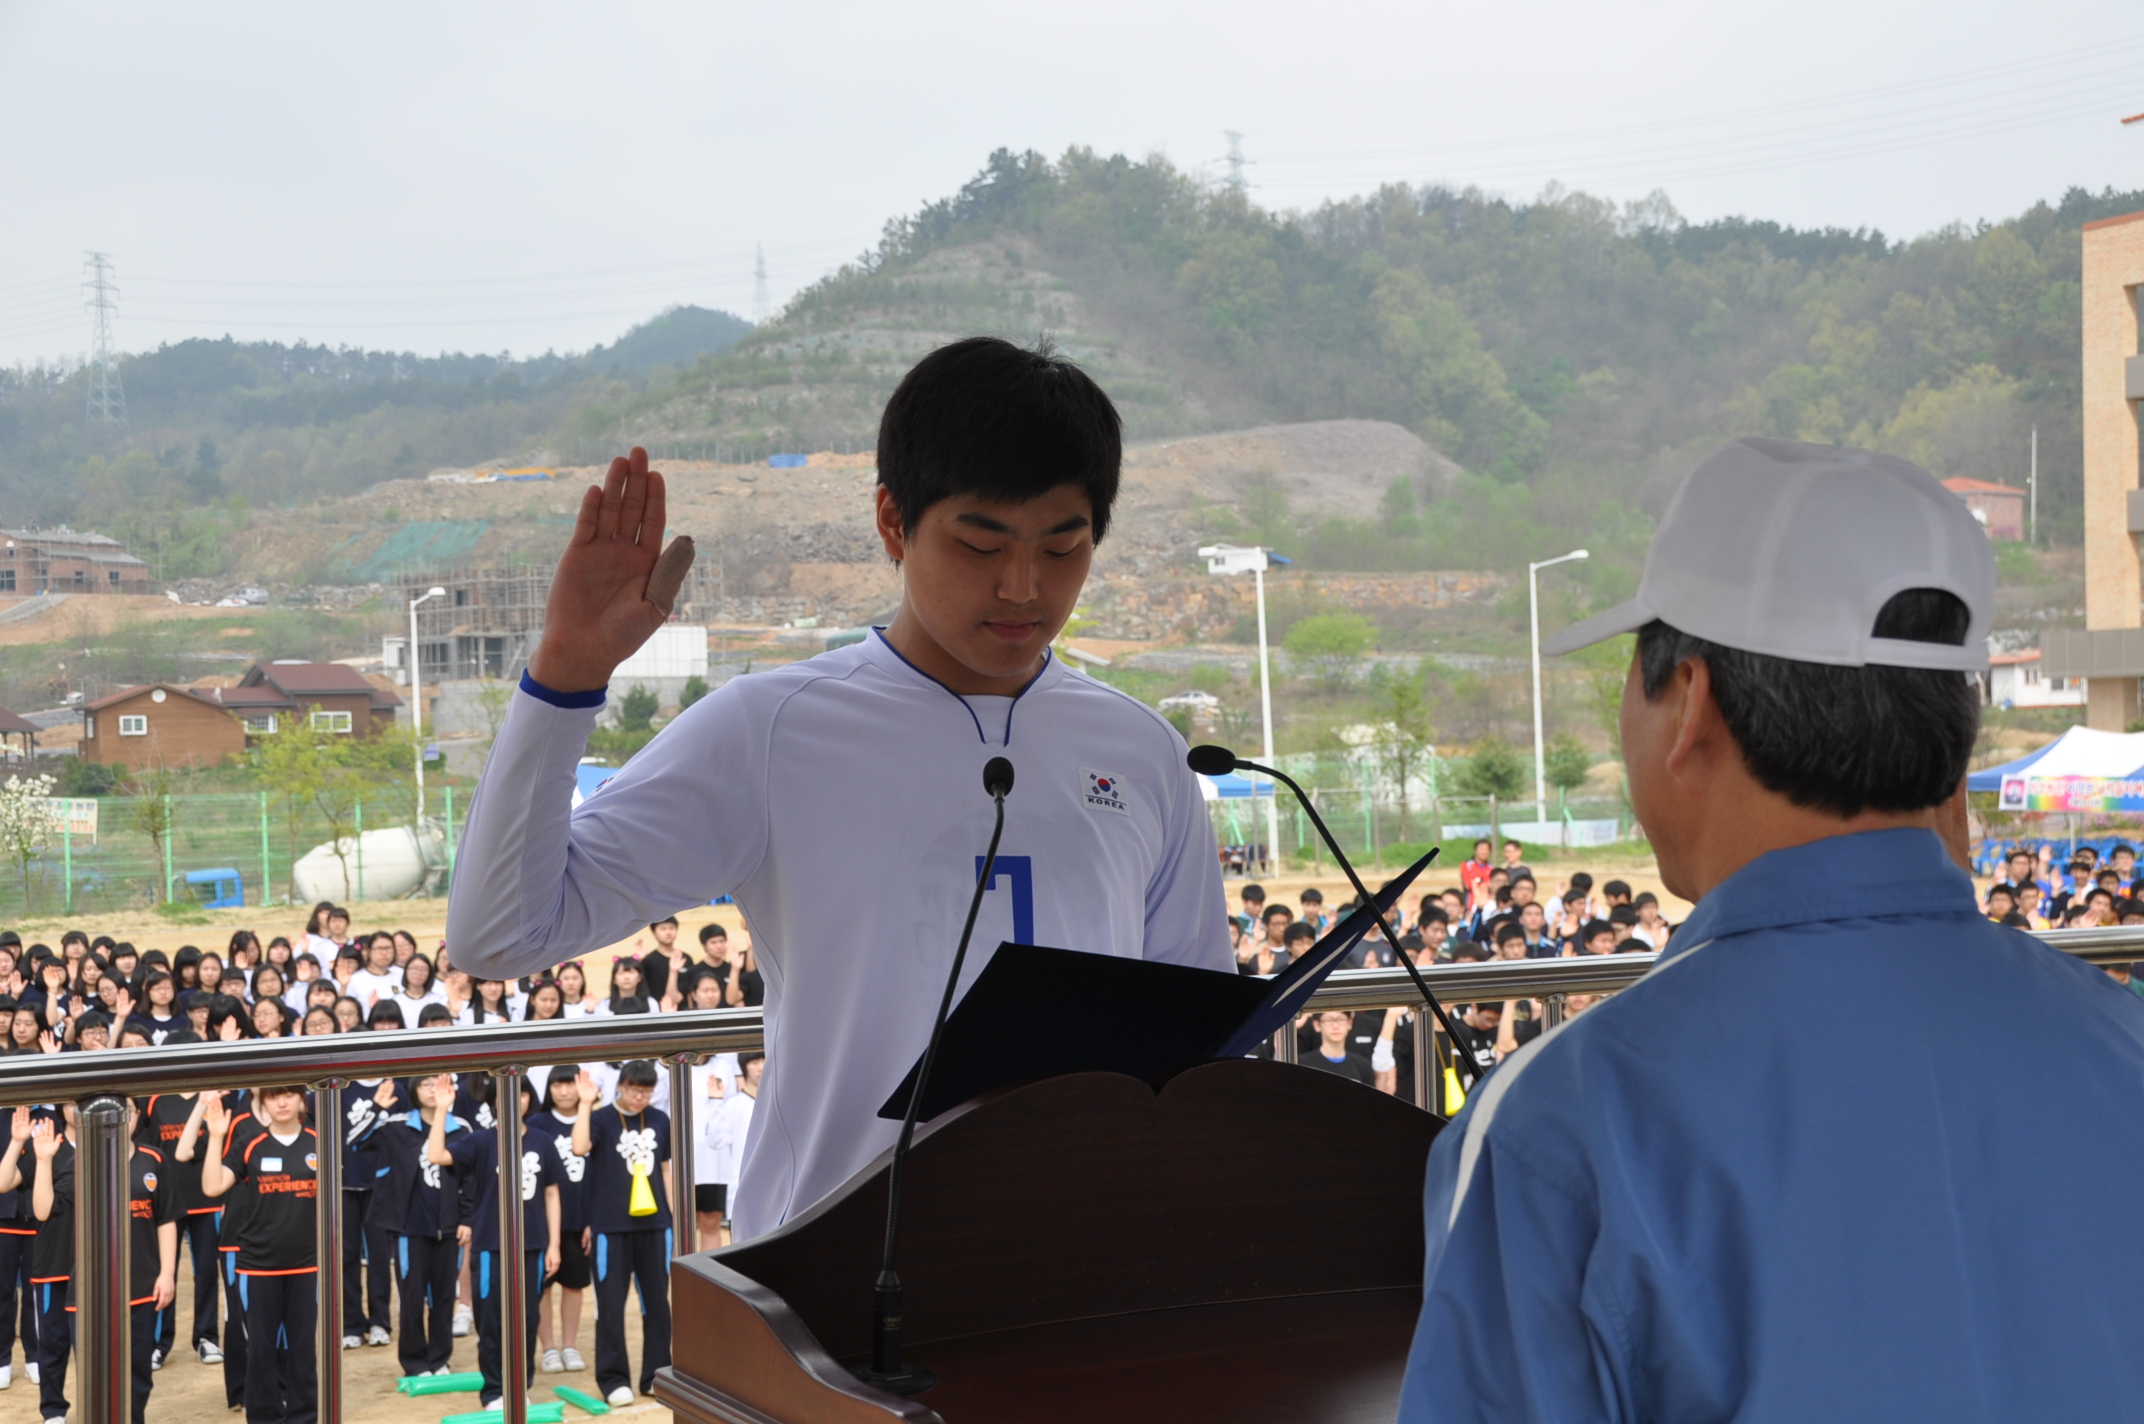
[3,0,2141,367]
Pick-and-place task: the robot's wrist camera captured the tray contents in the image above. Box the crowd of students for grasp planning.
[0,904,765,1424]
[1230,838,1674,1102]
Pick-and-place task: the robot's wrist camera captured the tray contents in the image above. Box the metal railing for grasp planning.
[6,922,2141,1424]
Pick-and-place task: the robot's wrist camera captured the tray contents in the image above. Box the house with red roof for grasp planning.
[1941,478,2025,541]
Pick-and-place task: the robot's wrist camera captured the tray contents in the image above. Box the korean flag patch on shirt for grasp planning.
[1082,768,1128,815]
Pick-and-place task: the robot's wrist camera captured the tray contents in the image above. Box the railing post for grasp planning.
[315,1079,345,1424]
[75,1094,130,1424]
[445,784,457,887]
[495,1066,531,1424]
[1544,992,1568,1029]
[1412,1011,1434,1112]
[354,797,365,901]
[62,815,71,913]
[260,789,271,906]
[668,1054,696,1259]
[1271,1022,1299,1066]
[161,794,174,903]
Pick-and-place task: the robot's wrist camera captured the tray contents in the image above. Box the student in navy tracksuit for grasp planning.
[528,1068,590,1374]
[353,1075,467,1376]
[201,1087,320,1424]
[339,1076,393,1349]
[430,1075,562,1408]
[181,1094,262,1408]
[570,1061,671,1406]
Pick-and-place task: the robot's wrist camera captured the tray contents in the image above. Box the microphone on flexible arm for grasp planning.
[855,754,1015,1396]
[1188,744,1481,1089]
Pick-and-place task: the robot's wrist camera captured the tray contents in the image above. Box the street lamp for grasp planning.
[1198,544,1289,873]
[1528,550,1588,839]
[410,585,446,820]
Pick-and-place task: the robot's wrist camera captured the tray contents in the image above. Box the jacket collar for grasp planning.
[1664,827,1979,963]
[861,628,1061,746]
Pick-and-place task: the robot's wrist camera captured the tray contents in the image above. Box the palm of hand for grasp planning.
[531,448,694,692]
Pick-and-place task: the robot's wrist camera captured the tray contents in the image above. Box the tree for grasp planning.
[1544,736,1592,802]
[619,685,659,734]
[126,762,177,903]
[253,720,334,902]
[1453,736,1527,802]
[1372,671,1432,841]
[679,675,710,710]
[0,773,61,910]
[473,679,515,771]
[1283,613,1375,691]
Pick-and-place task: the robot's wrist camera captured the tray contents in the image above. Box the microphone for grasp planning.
[1189,744,1481,1089]
[856,755,1014,1395]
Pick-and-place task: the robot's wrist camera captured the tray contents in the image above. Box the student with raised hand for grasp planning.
[10,1111,75,1424]
[447,342,1232,1242]
[351,1075,466,1377]
[0,1102,35,1391]
[707,1052,763,1251]
[431,1074,562,1410]
[51,1102,176,1424]
[200,1087,318,1424]
[138,1088,225,1366]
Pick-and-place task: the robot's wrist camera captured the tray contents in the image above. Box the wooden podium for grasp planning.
[654,1059,1443,1423]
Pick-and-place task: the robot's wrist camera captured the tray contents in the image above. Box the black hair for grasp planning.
[1634,891,1659,907]
[1602,879,1632,900]
[1420,906,1449,925]
[697,923,728,945]
[1582,919,1616,943]
[1608,904,1640,926]
[1636,588,1978,818]
[1261,903,1293,923]
[2000,911,2033,928]
[1241,884,1265,900]
[417,1003,455,1027]
[76,1009,113,1035]
[1494,921,1526,945]
[1281,921,1317,945]
[1567,872,1593,893]
[1987,883,2017,900]
[1450,939,1492,963]
[618,1059,659,1089]
[876,336,1122,544]
[366,1002,405,1029]
[739,1051,766,1068]
[1299,888,1324,905]
[2118,843,2139,858]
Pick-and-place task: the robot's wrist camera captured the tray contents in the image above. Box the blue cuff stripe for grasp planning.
[519,670,607,710]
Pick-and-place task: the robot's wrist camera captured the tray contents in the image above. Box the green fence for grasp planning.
[0,788,468,920]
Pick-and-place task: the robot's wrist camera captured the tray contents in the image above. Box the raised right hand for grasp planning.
[527,447,696,694]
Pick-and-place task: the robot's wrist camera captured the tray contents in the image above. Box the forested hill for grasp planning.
[1,148,2138,596]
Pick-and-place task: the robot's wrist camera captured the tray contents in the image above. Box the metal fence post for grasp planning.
[62,816,71,913]
[1271,1023,1299,1066]
[260,790,271,907]
[315,1080,344,1424]
[1413,1012,1434,1112]
[1545,992,1569,1029]
[354,797,364,901]
[445,785,456,886]
[75,1094,130,1424]
[161,794,174,903]
[668,1055,696,1260]
[495,1066,530,1424]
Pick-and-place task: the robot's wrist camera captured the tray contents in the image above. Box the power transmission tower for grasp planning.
[752,243,771,326]
[1223,131,1251,195]
[83,252,128,439]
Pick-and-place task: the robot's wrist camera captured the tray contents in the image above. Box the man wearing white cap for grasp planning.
[1398,438,2144,1421]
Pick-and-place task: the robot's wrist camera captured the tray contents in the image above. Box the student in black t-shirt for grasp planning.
[432,1075,563,1409]
[139,1091,224,1365]
[635,916,692,1009]
[353,1074,467,1377]
[0,1100,38,1393]
[1451,1002,1503,1074]
[57,1109,177,1424]
[1301,1010,1378,1086]
[180,1095,261,1407]
[201,1087,320,1424]
[4,1107,75,1424]
[570,1061,672,1406]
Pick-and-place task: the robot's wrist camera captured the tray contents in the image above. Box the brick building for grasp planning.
[1940,478,2026,541]
[80,684,246,772]
[0,526,150,594]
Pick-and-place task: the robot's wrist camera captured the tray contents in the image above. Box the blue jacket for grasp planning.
[1399,827,2144,1423]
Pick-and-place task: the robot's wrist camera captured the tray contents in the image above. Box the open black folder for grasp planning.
[878,847,1439,1121]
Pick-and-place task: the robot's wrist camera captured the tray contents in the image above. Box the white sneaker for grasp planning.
[151,1348,164,1371]
[606,1387,635,1407]
[342,1335,362,1350]
[539,1349,564,1374]
[0,1363,11,1389]
[25,1363,37,1384]
[561,1347,585,1371]
[481,1399,501,1412]
[365,1326,390,1348]
[452,1303,473,1337]
[198,1340,224,1364]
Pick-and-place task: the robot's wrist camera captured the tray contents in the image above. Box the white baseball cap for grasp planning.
[1542,437,1993,671]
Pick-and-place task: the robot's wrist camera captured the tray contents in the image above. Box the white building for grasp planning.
[1987,649,2086,709]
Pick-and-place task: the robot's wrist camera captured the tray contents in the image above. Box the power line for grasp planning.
[1223,131,1252,195]
[82,252,127,440]
[752,243,771,326]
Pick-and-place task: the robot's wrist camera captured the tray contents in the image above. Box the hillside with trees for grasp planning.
[2,148,2137,608]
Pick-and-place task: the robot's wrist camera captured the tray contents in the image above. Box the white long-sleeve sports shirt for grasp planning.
[446,631,1232,1237]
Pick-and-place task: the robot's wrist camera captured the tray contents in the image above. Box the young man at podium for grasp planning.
[447,337,1231,1242]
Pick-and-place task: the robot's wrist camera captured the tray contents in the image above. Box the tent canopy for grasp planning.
[1197,771,1273,801]
[1968,727,2144,792]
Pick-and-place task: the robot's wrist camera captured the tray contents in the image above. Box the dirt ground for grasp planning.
[0,1245,674,1424]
